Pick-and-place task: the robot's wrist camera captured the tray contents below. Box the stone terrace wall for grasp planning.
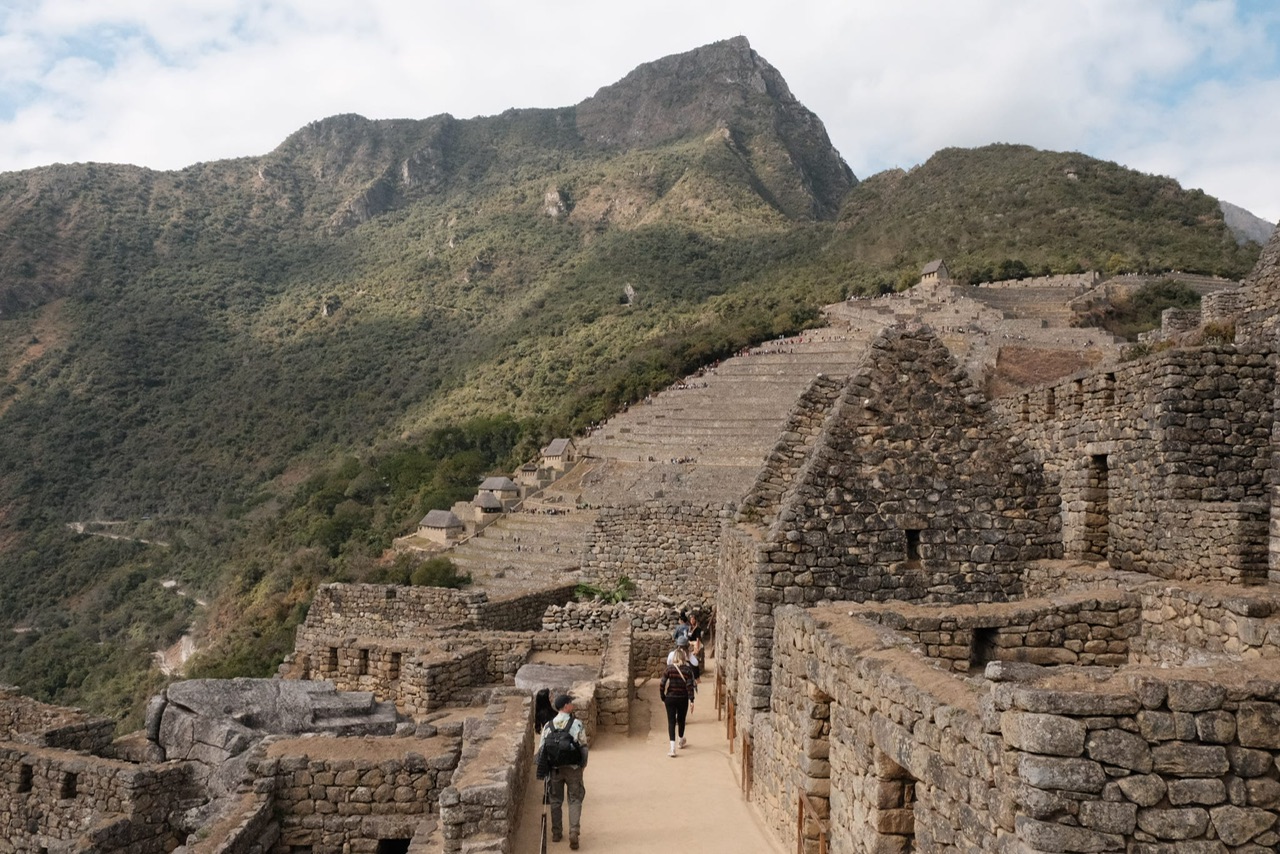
[304,584,482,637]
[294,630,605,717]
[439,692,535,853]
[0,689,114,753]
[1134,584,1280,665]
[845,588,1139,672]
[979,272,1101,290]
[993,345,1274,583]
[400,645,490,717]
[992,668,1280,852]
[0,743,191,853]
[542,599,698,632]
[252,733,456,854]
[1025,561,1280,666]
[474,584,577,631]
[738,374,845,527]
[632,630,677,680]
[299,583,578,642]
[581,501,727,600]
[758,606,1004,854]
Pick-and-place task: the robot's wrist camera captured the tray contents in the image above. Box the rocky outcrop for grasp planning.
[575,36,856,219]
[152,678,398,795]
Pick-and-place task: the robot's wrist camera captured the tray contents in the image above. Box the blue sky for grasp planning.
[1,0,1277,223]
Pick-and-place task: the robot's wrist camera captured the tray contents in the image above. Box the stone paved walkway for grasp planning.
[512,664,785,853]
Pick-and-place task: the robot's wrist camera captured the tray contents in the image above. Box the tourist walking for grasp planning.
[672,612,691,646]
[687,612,705,678]
[659,648,696,757]
[536,694,588,849]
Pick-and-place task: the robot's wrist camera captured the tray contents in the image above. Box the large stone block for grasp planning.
[1150,743,1229,777]
[1018,755,1107,793]
[1085,729,1152,772]
[1001,712,1086,757]
[1136,807,1209,840]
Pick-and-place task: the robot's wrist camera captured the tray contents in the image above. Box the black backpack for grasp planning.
[543,723,582,768]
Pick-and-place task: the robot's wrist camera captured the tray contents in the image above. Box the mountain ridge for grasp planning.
[0,38,1267,726]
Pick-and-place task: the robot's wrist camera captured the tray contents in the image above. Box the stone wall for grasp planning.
[844,588,1138,672]
[761,603,1280,854]
[716,526,769,713]
[0,689,114,753]
[0,743,191,853]
[994,345,1274,583]
[474,585,578,631]
[597,617,633,732]
[581,501,727,599]
[303,584,482,637]
[632,630,677,680]
[399,645,490,717]
[1235,225,1280,344]
[299,583,578,642]
[252,732,457,854]
[722,325,1060,716]
[439,692,535,853]
[293,629,606,719]
[992,669,1280,852]
[542,599,698,633]
[738,373,845,527]
[758,605,1004,854]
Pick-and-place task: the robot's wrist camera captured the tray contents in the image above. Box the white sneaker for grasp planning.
[678,737,687,749]
[668,742,677,757]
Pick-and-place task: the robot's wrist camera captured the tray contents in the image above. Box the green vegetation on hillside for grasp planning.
[1075,279,1203,340]
[0,93,1264,730]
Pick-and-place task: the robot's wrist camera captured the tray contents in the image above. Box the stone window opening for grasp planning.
[970,627,999,671]
[327,647,339,672]
[385,587,397,600]
[1045,387,1056,417]
[389,652,402,681]
[357,648,370,676]
[904,529,922,564]
[376,840,411,854]
[1019,395,1029,423]
[18,763,32,793]
[1103,372,1116,406]
[1072,379,1083,411]
[59,771,77,799]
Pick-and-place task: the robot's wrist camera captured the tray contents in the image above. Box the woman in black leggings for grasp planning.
[659,648,697,757]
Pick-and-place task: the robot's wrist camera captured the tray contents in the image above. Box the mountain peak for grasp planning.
[575,37,855,218]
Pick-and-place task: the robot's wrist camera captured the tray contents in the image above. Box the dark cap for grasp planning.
[554,694,574,710]
[676,636,689,647]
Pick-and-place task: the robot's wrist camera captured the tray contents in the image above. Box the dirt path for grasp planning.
[512,666,785,853]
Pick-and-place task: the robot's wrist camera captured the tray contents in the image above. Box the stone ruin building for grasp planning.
[5,229,1280,853]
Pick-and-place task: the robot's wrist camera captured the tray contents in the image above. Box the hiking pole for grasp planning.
[539,775,551,854]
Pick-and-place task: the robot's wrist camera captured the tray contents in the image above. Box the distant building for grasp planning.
[417,509,464,544]
[920,259,951,284]
[478,476,520,508]
[540,438,577,472]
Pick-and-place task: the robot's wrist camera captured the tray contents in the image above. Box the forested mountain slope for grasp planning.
[0,37,1262,726]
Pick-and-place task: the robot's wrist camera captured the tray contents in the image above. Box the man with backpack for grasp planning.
[536,694,588,849]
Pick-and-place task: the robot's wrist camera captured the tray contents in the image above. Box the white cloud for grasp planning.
[0,0,1276,222]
